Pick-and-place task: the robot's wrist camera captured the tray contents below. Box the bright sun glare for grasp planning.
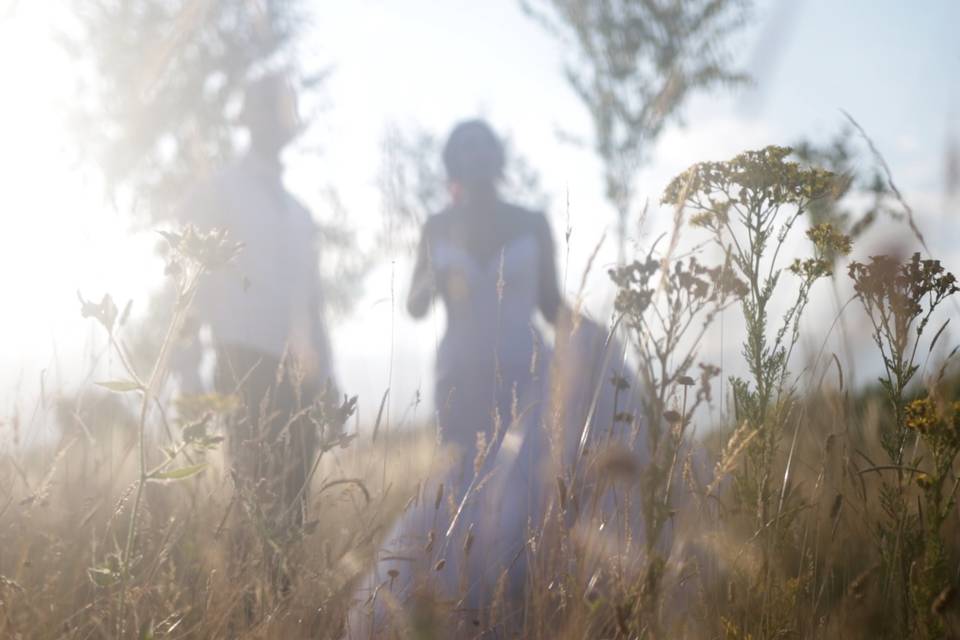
[0,6,161,401]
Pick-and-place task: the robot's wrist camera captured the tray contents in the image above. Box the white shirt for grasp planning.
[179,153,333,379]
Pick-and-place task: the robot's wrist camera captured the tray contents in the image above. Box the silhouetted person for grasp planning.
[176,74,336,552]
[351,119,564,635]
[407,118,562,469]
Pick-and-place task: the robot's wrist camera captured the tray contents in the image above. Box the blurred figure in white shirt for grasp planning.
[175,73,336,547]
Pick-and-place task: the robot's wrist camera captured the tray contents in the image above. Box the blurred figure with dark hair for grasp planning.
[407,118,562,464]
[351,119,564,635]
[175,73,336,555]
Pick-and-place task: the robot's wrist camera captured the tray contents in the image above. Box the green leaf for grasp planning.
[95,380,142,393]
[151,463,207,481]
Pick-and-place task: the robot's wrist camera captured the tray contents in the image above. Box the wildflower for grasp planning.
[662,145,837,209]
[905,397,938,434]
[788,257,832,279]
[690,199,732,229]
[690,211,713,228]
[848,254,959,331]
[609,257,658,323]
[806,222,852,256]
[951,401,960,432]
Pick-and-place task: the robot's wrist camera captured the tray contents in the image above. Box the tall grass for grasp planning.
[2,147,959,639]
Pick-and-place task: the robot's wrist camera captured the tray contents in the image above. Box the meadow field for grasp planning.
[3,144,960,638]
[2,1,959,638]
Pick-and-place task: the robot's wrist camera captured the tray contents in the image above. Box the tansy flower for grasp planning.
[905,397,938,434]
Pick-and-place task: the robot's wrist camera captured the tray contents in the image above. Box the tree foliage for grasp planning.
[522,0,751,259]
[60,1,371,320]
[61,0,312,219]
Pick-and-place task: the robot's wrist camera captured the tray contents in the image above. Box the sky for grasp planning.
[1,0,958,442]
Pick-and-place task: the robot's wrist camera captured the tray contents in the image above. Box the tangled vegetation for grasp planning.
[3,145,958,639]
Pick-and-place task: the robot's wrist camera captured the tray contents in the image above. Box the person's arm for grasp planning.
[407,220,437,319]
[536,212,565,325]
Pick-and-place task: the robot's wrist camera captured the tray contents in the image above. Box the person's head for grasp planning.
[240,73,301,159]
[443,119,505,199]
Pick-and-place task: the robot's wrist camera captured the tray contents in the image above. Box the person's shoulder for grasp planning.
[501,201,551,234]
[422,206,456,236]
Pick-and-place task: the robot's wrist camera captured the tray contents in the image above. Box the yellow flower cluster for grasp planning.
[905,397,938,433]
[806,222,852,256]
[915,472,935,491]
[788,257,832,280]
[662,145,838,209]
